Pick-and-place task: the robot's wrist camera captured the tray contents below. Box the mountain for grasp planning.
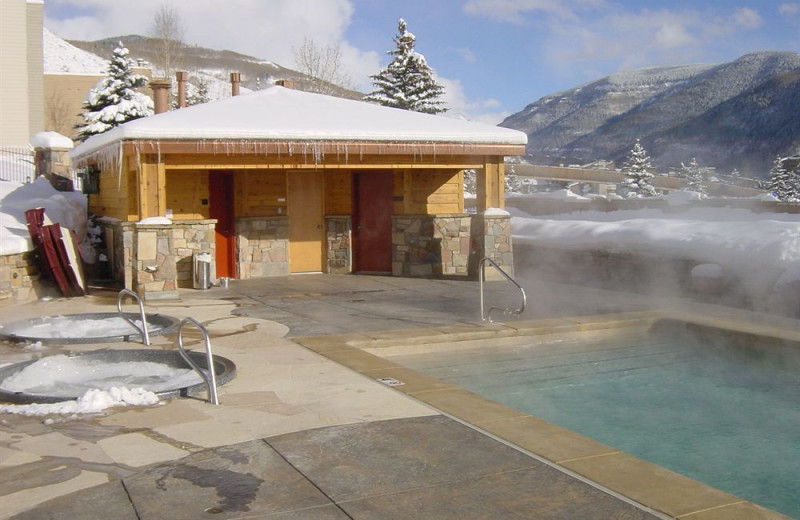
[500,51,800,177]
[66,35,363,101]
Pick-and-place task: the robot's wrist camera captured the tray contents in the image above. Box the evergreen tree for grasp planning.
[186,79,210,106]
[767,156,800,202]
[620,139,657,197]
[680,157,707,196]
[504,165,522,193]
[364,18,447,114]
[76,43,153,141]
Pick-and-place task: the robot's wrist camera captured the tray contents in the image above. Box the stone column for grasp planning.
[470,209,514,280]
[31,131,74,190]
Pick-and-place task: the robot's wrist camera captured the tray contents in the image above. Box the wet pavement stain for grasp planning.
[156,465,263,513]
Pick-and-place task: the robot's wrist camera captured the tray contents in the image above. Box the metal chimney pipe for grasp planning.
[176,71,188,108]
[230,72,241,96]
[150,78,171,114]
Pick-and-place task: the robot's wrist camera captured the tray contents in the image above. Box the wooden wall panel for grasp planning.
[405,169,463,215]
[235,170,287,217]
[88,158,136,221]
[165,169,209,219]
[325,171,352,215]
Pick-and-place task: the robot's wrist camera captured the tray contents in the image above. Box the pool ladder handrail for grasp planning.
[116,289,151,346]
[176,317,219,405]
[479,257,527,323]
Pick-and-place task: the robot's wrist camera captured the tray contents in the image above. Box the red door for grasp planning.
[208,172,236,278]
[353,171,393,273]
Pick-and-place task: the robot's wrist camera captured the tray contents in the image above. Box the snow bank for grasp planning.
[0,178,88,256]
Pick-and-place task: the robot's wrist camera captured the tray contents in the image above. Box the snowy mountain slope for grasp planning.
[66,34,363,100]
[43,28,107,74]
[501,51,800,176]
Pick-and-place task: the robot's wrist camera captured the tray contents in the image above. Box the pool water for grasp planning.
[388,324,800,518]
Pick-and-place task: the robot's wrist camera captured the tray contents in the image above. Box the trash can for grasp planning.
[193,252,212,289]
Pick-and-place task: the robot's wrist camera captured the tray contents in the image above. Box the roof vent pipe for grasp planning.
[176,71,188,108]
[150,78,171,114]
[230,72,241,96]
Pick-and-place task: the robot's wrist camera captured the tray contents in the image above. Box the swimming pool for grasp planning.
[381,321,800,519]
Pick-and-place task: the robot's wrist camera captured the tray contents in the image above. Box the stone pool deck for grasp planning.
[0,275,797,519]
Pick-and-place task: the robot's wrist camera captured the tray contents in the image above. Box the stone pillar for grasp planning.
[326,216,351,274]
[470,209,514,280]
[31,131,74,190]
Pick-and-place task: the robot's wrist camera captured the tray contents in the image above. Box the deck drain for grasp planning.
[376,377,405,386]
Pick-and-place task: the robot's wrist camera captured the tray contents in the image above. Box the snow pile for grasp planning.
[0,387,160,417]
[0,178,88,256]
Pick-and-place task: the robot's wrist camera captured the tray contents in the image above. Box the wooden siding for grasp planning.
[403,169,464,214]
[325,170,352,215]
[88,157,137,221]
[234,169,287,217]
[164,169,210,219]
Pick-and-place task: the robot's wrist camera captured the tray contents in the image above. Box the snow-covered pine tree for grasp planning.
[680,157,707,196]
[463,169,477,196]
[767,155,800,202]
[186,79,210,106]
[620,139,657,197]
[76,43,153,141]
[364,18,447,114]
[504,165,522,193]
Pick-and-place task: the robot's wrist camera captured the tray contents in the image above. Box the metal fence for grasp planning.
[0,145,35,183]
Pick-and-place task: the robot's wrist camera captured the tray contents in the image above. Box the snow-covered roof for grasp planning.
[72,86,527,160]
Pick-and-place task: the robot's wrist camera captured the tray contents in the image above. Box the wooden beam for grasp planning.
[476,156,504,212]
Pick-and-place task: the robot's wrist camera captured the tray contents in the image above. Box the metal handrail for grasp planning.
[176,317,219,405]
[479,257,527,323]
[116,288,151,345]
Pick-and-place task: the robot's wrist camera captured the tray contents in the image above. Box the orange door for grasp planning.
[208,172,236,278]
[288,171,324,273]
[353,171,393,273]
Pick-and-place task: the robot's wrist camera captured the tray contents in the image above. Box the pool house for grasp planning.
[70,85,527,300]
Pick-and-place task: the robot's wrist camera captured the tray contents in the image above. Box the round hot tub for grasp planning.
[0,349,236,404]
[0,312,180,345]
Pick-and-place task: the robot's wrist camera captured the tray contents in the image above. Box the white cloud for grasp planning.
[437,76,511,125]
[44,0,379,88]
[731,8,763,30]
[779,3,800,14]
[463,0,606,24]
[540,5,771,80]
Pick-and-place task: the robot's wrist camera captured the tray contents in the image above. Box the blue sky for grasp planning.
[44,0,800,124]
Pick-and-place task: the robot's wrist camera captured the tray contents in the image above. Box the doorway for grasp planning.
[353,171,393,273]
[208,172,236,278]
[288,171,324,273]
